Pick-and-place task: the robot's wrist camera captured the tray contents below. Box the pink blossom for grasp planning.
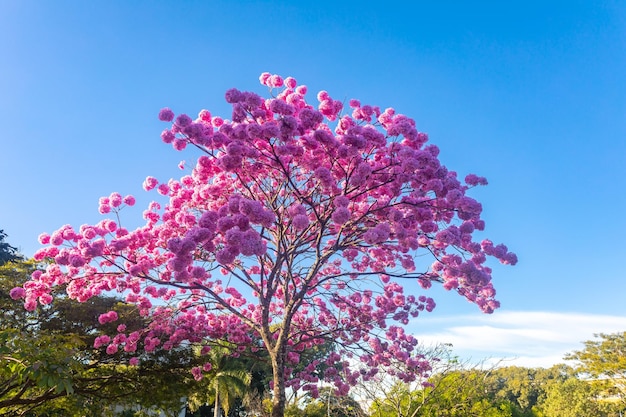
[502,252,518,265]
[333,195,349,207]
[94,335,111,348]
[198,109,211,122]
[314,167,332,185]
[212,116,224,127]
[9,287,25,299]
[299,108,323,130]
[292,214,310,230]
[465,173,488,186]
[38,233,50,244]
[288,204,306,217]
[98,310,119,324]
[175,114,192,127]
[161,129,175,143]
[284,77,297,89]
[109,192,123,208]
[191,366,203,381]
[69,254,86,267]
[49,231,64,246]
[123,195,136,206]
[157,183,170,195]
[173,139,187,151]
[216,247,237,264]
[158,107,175,122]
[225,88,244,103]
[268,74,284,88]
[332,207,350,224]
[317,90,330,101]
[270,99,295,115]
[259,72,271,86]
[143,176,158,191]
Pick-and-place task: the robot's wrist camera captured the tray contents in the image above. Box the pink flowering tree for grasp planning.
[15,73,516,417]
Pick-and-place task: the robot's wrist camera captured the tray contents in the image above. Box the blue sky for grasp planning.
[1,1,625,367]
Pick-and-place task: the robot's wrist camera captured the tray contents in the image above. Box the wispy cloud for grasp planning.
[412,311,626,368]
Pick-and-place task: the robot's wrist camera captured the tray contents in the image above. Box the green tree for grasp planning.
[0,260,80,416]
[369,381,421,417]
[369,369,515,417]
[285,387,365,417]
[538,377,602,417]
[0,258,201,416]
[354,343,459,417]
[565,331,626,412]
[361,344,519,417]
[483,364,574,416]
[417,370,514,417]
[0,230,21,266]
[187,346,252,417]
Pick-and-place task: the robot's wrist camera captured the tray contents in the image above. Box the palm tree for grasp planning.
[188,345,252,417]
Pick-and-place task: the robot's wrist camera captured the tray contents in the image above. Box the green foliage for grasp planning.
[0,230,22,266]
[0,258,201,416]
[369,370,516,417]
[537,377,602,417]
[0,258,38,329]
[369,381,421,417]
[285,387,366,417]
[482,364,574,416]
[1,260,82,415]
[566,331,626,412]
[367,363,584,417]
[0,328,81,411]
[418,370,515,417]
[306,335,626,417]
[187,345,253,417]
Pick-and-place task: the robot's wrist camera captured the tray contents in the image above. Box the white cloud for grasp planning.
[411,311,626,368]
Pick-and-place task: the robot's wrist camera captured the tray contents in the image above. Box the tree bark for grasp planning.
[214,386,221,417]
[270,348,287,417]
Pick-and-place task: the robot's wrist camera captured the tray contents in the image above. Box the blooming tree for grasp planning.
[14,73,516,417]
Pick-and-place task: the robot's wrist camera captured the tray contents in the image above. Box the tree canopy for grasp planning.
[566,331,626,412]
[14,73,516,417]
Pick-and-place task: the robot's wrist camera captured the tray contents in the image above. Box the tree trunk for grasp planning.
[270,349,286,417]
[214,387,221,417]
